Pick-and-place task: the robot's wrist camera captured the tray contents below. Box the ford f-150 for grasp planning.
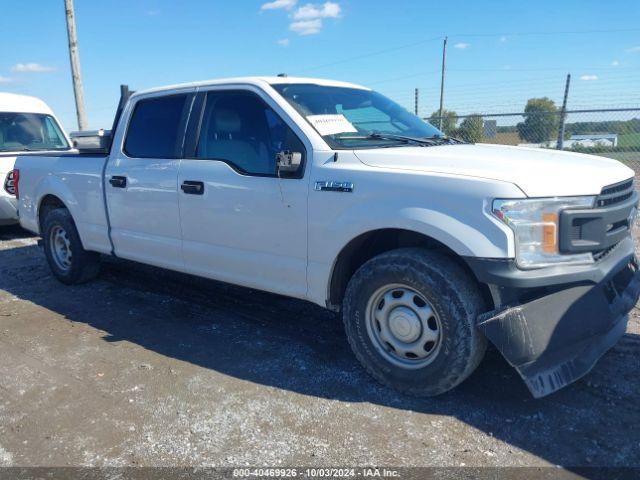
[13,77,640,397]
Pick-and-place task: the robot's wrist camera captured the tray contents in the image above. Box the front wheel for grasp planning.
[42,208,101,284]
[342,248,487,397]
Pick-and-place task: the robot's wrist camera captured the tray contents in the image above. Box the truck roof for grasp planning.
[0,92,55,115]
[132,76,370,97]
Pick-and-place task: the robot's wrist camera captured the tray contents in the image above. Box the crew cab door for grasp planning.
[178,88,310,298]
[105,91,194,270]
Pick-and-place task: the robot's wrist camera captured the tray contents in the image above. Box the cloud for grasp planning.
[612,60,619,66]
[626,46,640,53]
[277,38,290,46]
[11,63,55,73]
[264,1,340,36]
[0,76,13,83]
[580,75,598,81]
[290,19,322,35]
[292,2,340,20]
[453,42,470,49]
[288,2,341,35]
[261,0,297,10]
[499,36,507,42]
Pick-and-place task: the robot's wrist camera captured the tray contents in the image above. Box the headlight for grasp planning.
[492,197,596,269]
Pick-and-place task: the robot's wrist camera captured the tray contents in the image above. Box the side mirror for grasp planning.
[276,151,302,175]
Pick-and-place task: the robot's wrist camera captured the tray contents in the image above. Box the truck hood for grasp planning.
[354,143,635,197]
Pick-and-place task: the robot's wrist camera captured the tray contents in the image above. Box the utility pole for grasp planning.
[438,36,447,130]
[556,73,571,150]
[64,0,88,130]
[414,88,419,116]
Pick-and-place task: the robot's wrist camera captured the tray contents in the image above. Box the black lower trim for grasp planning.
[477,258,639,398]
[464,235,635,291]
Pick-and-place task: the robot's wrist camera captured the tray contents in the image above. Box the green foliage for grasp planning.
[566,118,640,136]
[516,97,559,143]
[569,143,613,154]
[619,132,640,148]
[428,109,458,136]
[458,114,484,143]
[570,144,640,154]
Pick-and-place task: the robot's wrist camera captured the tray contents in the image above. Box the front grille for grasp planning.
[596,178,635,207]
[601,178,633,195]
[559,178,637,255]
[593,244,617,262]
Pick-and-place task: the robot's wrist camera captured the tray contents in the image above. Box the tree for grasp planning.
[458,114,484,143]
[428,109,458,137]
[516,97,559,143]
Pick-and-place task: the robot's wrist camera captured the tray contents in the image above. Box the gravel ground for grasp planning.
[0,224,639,469]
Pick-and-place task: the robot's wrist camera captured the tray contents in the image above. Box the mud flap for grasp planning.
[478,261,640,398]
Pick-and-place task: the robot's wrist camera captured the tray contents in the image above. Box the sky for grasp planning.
[1,0,639,131]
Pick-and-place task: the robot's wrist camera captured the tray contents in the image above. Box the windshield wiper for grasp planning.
[423,135,466,145]
[334,132,437,146]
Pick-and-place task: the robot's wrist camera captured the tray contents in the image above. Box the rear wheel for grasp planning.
[342,248,487,396]
[42,208,100,284]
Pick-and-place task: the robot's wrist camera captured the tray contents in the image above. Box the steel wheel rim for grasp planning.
[49,225,72,271]
[365,284,442,369]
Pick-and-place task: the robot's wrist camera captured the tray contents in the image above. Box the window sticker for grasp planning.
[306,114,357,136]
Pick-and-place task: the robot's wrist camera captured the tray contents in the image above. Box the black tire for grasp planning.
[42,208,101,285]
[343,248,487,397]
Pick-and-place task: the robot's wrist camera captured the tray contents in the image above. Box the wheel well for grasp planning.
[328,229,493,311]
[38,195,67,232]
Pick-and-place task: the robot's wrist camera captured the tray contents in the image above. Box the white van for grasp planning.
[0,92,71,225]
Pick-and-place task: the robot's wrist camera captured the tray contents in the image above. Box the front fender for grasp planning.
[306,202,515,308]
[305,157,528,306]
[322,201,513,261]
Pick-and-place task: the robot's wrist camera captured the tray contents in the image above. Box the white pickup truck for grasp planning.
[13,76,640,398]
[1,92,71,225]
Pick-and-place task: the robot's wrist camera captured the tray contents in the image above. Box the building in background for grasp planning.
[565,134,618,148]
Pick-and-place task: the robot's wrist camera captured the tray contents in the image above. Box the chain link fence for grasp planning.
[426,108,640,175]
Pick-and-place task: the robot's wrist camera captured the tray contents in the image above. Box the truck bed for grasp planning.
[14,152,112,254]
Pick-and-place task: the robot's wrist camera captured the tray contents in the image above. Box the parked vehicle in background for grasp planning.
[0,92,71,225]
[12,77,640,398]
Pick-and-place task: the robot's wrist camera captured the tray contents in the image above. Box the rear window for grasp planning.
[124,94,188,158]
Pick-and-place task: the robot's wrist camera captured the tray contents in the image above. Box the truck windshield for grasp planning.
[271,83,445,149]
[0,112,69,152]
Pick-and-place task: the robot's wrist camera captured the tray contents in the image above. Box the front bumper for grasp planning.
[471,236,639,398]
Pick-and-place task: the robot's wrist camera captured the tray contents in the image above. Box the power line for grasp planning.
[447,27,640,38]
[376,71,640,99]
[296,27,640,74]
[446,66,640,73]
[367,70,442,86]
[297,36,443,73]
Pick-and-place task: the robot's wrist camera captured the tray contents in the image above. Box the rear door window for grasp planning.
[124,94,189,158]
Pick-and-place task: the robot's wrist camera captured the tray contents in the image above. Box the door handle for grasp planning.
[109,176,127,188]
[181,180,205,195]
